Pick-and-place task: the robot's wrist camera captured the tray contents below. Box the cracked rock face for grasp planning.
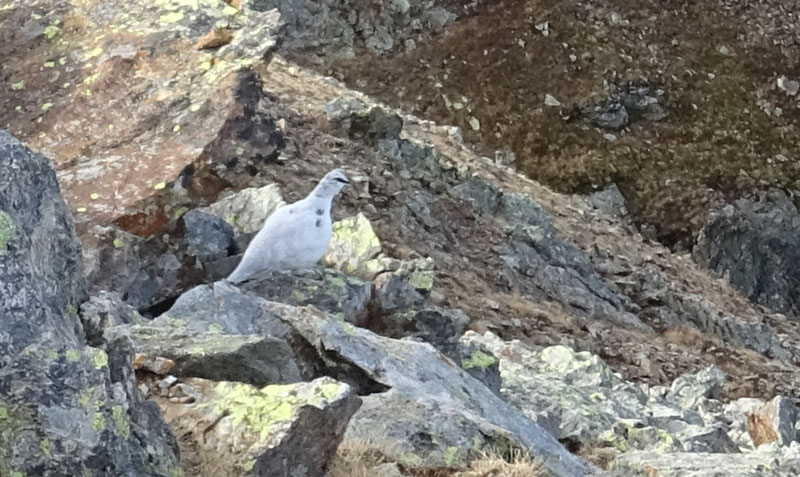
[0,131,180,477]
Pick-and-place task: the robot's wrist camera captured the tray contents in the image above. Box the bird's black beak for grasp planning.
[334,177,349,184]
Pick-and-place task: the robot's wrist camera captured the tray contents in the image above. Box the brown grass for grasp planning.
[326,440,546,477]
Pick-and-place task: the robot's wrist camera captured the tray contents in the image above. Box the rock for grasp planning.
[585,183,629,218]
[544,94,562,107]
[264,0,462,59]
[378,306,470,353]
[82,224,205,312]
[154,282,324,378]
[182,208,234,262]
[152,376,360,477]
[612,446,800,476]
[202,183,286,235]
[1,0,284,234]
[0,131,180,476]
[266,302,595,476]
[241,268,373,326]
[347,107,404,144]
[372,269,426,312]
[746,396,798,447]
[322,213,383,278]
[114,324,305,385]
[455,337,502,394]
[694,190,800,318]
[667,366,727,410]
[79,291,143,346]
[453,178,647,330]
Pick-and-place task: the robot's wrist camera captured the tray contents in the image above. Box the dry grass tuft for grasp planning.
[326,439,391,477]
[327,440,546,477]
[455,449,546,477]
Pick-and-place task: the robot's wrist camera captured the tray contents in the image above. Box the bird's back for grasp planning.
[226,196,333,283]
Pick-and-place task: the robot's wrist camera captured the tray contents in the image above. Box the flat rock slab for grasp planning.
[116,324,304,386]
[0,0,283,234]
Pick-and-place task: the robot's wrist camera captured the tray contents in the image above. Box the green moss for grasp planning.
[10,81,24,90]
[461,350,497,370]
[44,349,59,360]
[93,350,108,370]
[40,102,53,111]
[208,323,222,333]
[111,405,130,439]
[0,211,15,253]
[112,238,124,248]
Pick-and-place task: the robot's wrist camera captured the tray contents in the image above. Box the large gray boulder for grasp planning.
[694,190,800,318]
[265,302,595,476]
[0,131,179,476]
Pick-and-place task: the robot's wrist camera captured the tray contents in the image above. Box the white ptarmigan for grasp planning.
[225,168,349,284]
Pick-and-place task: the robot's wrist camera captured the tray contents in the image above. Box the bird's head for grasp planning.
[314,168,350,198]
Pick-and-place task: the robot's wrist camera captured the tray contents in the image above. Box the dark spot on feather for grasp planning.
[315,218,322,227]
[316,208,324,216]
[289,208,295,214]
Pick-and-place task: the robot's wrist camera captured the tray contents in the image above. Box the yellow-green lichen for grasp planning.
[242,460,255,472]
[461,350,497,370]
[208,323,222,333]
[44,349,59,360]
[442,446,461,466]
[159,11,185,24]
[111,405,130,438]
[165,317,186,327]
[43,61,55,68]
[113,238,124,248]
[312,381,345,405]
[40,438,51,457]
[93,350,108,369]
[41,102,53,111]
[11,81,24,90]
[213,382,302,440]
[409,270,434,290]
[79,388,95,408]
[10,471,23,477]
[0,406,7,421]
[84,46,103,59]
[173,207,188,219]
[153,181,166,190]
[65,349,80,362]
[0,211,14,252]
[92,412,105,432]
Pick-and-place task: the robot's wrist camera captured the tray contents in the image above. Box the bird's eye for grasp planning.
[334,177,349,184]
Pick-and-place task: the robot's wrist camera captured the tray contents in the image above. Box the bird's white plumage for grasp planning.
[226,168,349,284]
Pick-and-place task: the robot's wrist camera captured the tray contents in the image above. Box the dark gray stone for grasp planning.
[182,208,234,262]
[116,324,305,385]
[240,268,373,326]
[0,131,179,477]
[694,190,800,318]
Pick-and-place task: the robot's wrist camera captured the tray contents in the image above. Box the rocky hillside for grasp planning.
[3,0,800,476]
